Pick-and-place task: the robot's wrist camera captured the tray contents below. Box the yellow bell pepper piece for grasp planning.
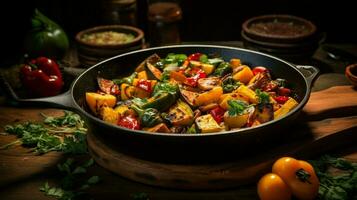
[274,98,299,119]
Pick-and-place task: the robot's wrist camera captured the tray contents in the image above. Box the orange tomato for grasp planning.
[257,173,292,200]
[272,157,319,200]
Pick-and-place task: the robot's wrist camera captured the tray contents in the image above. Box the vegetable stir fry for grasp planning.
[85,53,299,133]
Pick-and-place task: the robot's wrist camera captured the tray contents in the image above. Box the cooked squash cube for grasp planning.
[100,107,119,124]
[234,85,258,104]
[195,114,224,133]
[143,123,171,133]
[86,92,117,114]
[232,65,254,84]
[194,86,223,106]
[230,58,242,69]
[274,98,299,119]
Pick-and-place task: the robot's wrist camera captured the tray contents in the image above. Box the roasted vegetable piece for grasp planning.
[117,115,140,130]
[135,54,161,72]
[140,93,177,111]
[113,72,137,85]
[230,58,242,69]
[198,77,221,90]
[131,105,163,127]
[143,123,171,133]
[222,75,241,93]
[224,100,254,128]
[209,106,226,123]
[213,62,232,77]
[137,71,148,80]
[252,66,269,75]
[185,68,207,87]
[132,79,157,93]
[20,57,64,97]
[153,82,179,96]
[179,88,199,106]
[256,103,274,123]
[234,85,259,104]
[100,107,119,124]
[165,99,194,126]
[146,62,162,80]
[97,77,120,95]
[232,65,254,84]
[86,93,116,114]
[195,114,223,133]
[219,93,248,110]
[189,60,215,75]
[120,83,135,100]
[274,98,299,119]
[194,86,223,106]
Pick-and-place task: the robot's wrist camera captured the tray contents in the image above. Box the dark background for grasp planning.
[1,0,355,65]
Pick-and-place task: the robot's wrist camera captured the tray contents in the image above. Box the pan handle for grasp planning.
[296,65,320,88]
[7,90,75,110]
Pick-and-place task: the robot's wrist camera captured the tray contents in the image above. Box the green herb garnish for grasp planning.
[227,99,249,116]
[309,155,357,200]
[256,89,270,104]
[40,158,100,200]
[1,111,87,154]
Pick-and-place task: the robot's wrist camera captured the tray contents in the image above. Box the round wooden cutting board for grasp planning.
[87,86,357,189]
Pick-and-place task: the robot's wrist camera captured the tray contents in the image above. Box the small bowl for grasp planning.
[345,64,357,87]
[75,25,144,67]
[241,14,320,62]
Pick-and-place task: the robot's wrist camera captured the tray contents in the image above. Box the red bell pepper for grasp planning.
[20,57,63,97]
[252,66,269,76]
[274,96,289,104]
[187,53,202,61]
[185,68,207,87]
[117,115,140,130]
[137,79,152,93]
[210,106,226,123]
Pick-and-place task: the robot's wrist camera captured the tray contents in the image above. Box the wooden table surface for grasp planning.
[1,42,357,200]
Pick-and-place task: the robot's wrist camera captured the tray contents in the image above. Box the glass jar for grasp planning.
[147,0,182,46]
[101,0,137,26]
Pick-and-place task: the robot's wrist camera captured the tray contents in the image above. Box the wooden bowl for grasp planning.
[241,15,320,62]
[75,25,144,67]
[345,64,357,87]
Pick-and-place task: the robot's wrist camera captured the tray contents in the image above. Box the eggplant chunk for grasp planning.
[198,77,222,90]
[166,99,194,126]
[136,54,161,72]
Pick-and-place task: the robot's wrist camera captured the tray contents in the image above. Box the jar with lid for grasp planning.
[147,0,182,46]
[101,0,137,26]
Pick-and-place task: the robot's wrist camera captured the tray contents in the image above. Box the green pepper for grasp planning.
[141,93,176,112]
[131,105,163,127]
[24,9,69,59]
[213,62,232,77]
[113,72,137,85]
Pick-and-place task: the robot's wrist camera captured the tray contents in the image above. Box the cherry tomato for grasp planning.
[252,66,269,75]
[274,96,289,104]
[272,157,319,200]
[257,173,292,200]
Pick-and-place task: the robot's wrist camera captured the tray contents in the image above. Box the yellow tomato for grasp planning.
[272,157,319,200]
[257,173,292,200]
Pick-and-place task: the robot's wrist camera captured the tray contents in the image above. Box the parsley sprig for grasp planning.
[1,111,87,154]
[309,155,357,200]
[40,158,100,200]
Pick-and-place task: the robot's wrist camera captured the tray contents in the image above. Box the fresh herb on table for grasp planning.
[1,111,87,154]
[309,155,357,200]
[40,158,100,200]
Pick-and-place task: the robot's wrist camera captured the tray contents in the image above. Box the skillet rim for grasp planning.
[70,44,310,137]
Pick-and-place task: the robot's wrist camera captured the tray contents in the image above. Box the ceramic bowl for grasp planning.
[75,25,144,67]
[345,64,357,87]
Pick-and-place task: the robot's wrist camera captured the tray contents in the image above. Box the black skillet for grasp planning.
[1,45,319,162]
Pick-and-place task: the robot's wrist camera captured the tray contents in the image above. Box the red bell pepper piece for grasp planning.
[185,68,207,87]
[187,53,202,61]
[252,66,269,76]
[210,106,226,123]
[117,115,140,130]
[137,79,152,93]
[274,96,289,104]
[20,57,63,97]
